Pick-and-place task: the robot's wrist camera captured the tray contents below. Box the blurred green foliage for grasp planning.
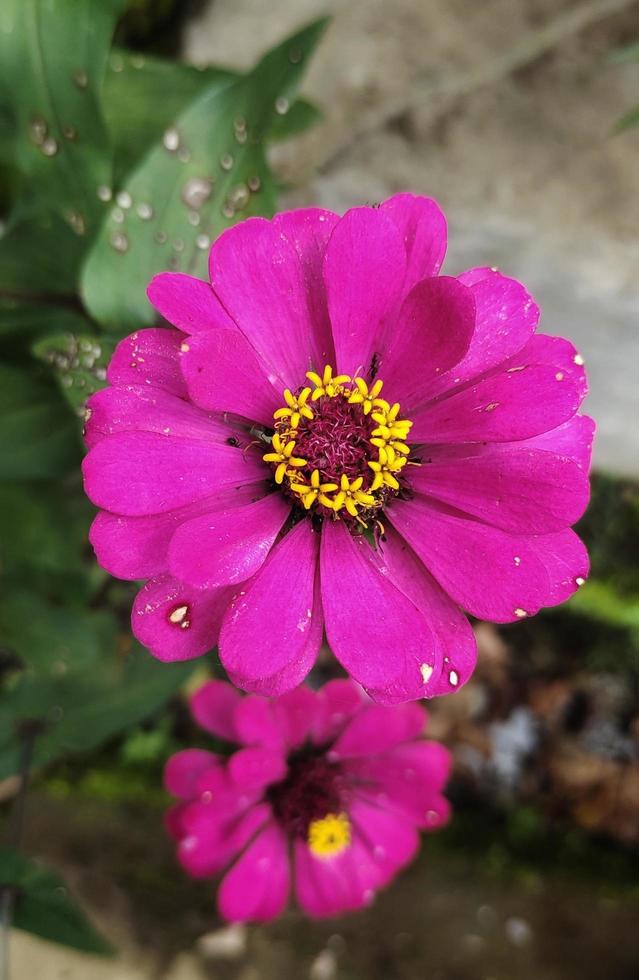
[0,0,326,954]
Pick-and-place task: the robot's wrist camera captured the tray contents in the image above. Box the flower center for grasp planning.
[267,748,347,841]
[263,365,416,526]
[307,812,351,858]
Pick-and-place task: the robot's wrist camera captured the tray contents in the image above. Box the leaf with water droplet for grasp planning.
[0,0,124,231]
[32,332,117,412]
[81,18,329,332]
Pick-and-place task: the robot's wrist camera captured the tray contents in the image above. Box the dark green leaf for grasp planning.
[0,849,112,955]
[0,636,193,779]
[0,0,124,233]
[33,333,116,412]
[0,209,86,293]
[268,96,322,141]
[0,299,90,355]
[81,18,328,331]
[0,364,79,479]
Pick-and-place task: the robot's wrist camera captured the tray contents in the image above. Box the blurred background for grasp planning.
[1,1,639,978]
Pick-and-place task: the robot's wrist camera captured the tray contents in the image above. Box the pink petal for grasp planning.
[411,446,590,534]
[84,383,230,449]
[233,695,287,749]
[147,271,236,334]
[411,362,585,444]
[345,741,452,827]
[373,526,478,696]
[218,821,290,923]
[228,746,287,790]
[107,328,187,397]
[219,522,322,696]
[320,521,441,704]
[380,277,475,411]
[388,497,568,623]
[209,211,338,388]
[168,493,291,590]
[190,680,242,741]
[293,836,375,918]
[88,483,267,581]
[519,415,595,472]
[324,206,406,377]
[330,703,426,759]
[82,432,265,515]
[164,749,221,799]
[179,799,270,878]
[312,679,366,746]
[349,797,420,885]
[426,267,539,398]
[131,573,231,661]
[380,193,447,296]
[529,528,589,605]
[272,686,320,749]
[180,328,282,425]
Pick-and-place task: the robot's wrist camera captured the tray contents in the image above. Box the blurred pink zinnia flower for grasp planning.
[164,679,451,922]
[83,194,593,702]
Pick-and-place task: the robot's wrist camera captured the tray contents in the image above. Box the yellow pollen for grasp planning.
[265,366,417,523]
[307,812,351,858]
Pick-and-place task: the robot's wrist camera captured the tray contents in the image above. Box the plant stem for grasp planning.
[0,726,37,980]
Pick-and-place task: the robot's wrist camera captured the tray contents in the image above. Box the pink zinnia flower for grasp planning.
[164,679,451,922]
[83,194,593,702]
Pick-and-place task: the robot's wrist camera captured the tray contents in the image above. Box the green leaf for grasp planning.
[81,18,328,331]
[0,299,90,355]
[608,40,639,65]
[0,590,113,674]
[613,105,639,134]
[33,333,116,412]
[568,579,639,632]
[0,364,78,480]
[0,636,193,779]
[0,0,123,233]
[268,96,322,141]
[0,849,112,954]
[103,49,236,183]
[0,209,86,293]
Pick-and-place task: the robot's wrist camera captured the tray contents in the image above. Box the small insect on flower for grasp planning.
[82,193,593,703]
[164,679,451,922]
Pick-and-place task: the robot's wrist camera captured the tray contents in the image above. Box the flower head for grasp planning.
[164,679,451,922]
[83,194,593,702]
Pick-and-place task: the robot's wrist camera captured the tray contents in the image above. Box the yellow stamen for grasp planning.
[306,364,351,399]
[307,812,351,859]
[273,387,314,429]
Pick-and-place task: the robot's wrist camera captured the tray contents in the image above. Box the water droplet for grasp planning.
[202,790,212,803]
[73,69,88,89]
[555,372,564,381]
[163,127,180,152]
[41,137,58,157]
[109,231,129,253]
[234,129,247,144]
[116,191,132,209]
[173,238,185,252]
[168,604,190,627]
[420,663,433,684]
[95,367,106,381]
[221,203,235,219]
[110,54,124,73]
[234,115,247,132]
[154,230,168,244]
[505,917,532,947]
[288,47,302,64]
[111,207,124,224]
[220,153,233,171]
[575,576,585,587]
[514,607,528,618]
[228,183,249,209]
[67,210,85,235]
[425,809,439,825]
[373,845,386,859]
[49,705,64,722]
[275,96,290,115]
[181,176,212,209]
[196,233,210,250]
[177,146,191,163]
[97,185,112,202]
[449,669,459,686]
[514,556,521,566]
[30,116,47,145]
[130,54,145,69]
[247,175,261,192]
[169,255,180,269]
[136,202,154,220]
[188,210,200,226]
[62,124,76,141]
[574,353,584,366]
